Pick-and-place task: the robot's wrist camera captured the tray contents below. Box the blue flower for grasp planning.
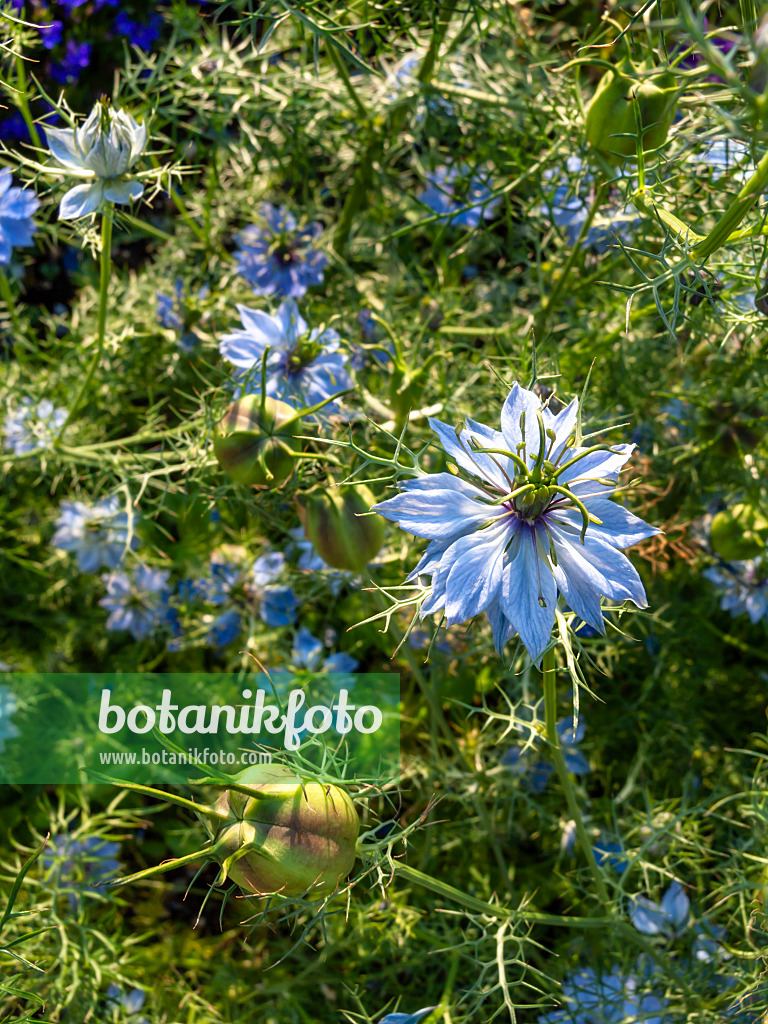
[234,204,327,298]
[52,495,141,573]
[50,40,93,85]
[252,551,287,587]
[105,985,147,1022]
[593,836,628,874]
[630,880,690,938]
[4,399,67,454]
[207,608,242,648]
[0,686,19,752]
[157,279,208,352]
[99,565,174,640]
[40,20,64,49]
[419,164,500,228]
[0,169,40,265]
[288,526,349,594]
[373,382,659,661]
[502,713,589,792]
[43,833,121,908]
[292,627,358,673]
[377,1008,437,1024]
[219,298,353,416]
[539,156,638,253]
[538,966,665,1024]
[704,557,768,623]
[114,11,163,50]
[260,585,297,627]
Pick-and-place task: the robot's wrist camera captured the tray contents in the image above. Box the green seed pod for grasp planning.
[213,394,302,487]
[586,63,678,159]
[201,764,359,898]
[298,485,386,572]
[710,503,768,561]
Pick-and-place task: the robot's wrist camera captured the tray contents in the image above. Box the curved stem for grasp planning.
[542,647,609,907]
[14,49,42,151]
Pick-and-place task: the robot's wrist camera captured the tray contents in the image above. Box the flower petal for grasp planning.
[660,881,689,928]
[45,126,85,169]
[554,498,660,549]
[428,416,512,492]
[499,523,557,661]
[443,518,512,623]
[102,179,144,205]
[548,519,649,609]
[59,181,104,219]
[499,383,543,462]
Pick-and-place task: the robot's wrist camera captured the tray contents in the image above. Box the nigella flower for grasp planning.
[105,986,147,1023]
[99,565,174,640]
[630,880,690,938]
[703,557,768,623]
[0,686,20,752]
[234,204,327,298]
[502,713,589,792]
[156,278,209,352]
[43,833,121,908]
[52,495,141,573]
[373,383,659,661]
[219,298,354,416]
[292,627,359,673]
[539,156,638,254]
[0,169,40,265]
[419,164,500,228]
[4,398,67,454]
[252,551,298,627]
[45,100,149,220]
[114,11,163,50]
[377,1008,437,1024]
[537,966,665,1024]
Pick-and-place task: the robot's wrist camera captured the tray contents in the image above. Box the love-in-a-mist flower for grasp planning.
[374,383,659,661]
[419,164,500,228]
[219,298,353,416]
[0,169,40,264]
[537,966,666,1024]
[703,555,768,623]
[44,99,148,219]
[99,565,174,640]
[234,204,327,298]
[52,495,141,573]
[630,880,690,938]
[4,399,67,454]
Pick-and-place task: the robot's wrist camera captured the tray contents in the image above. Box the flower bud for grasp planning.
[213,394,303,487]
[710,503,768,561]
[203,764,359,897]
[586,63,678,159]
[297,485,385,572]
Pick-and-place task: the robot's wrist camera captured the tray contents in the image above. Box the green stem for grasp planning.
[534,183,608,343]
[57,212,113,435]
[13,49,42,150]
[0,267,27,361]
[394,864,611,928]
[170,188,208,245]
[542,647,609,907]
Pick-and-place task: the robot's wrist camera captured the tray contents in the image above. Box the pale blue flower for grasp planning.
[704,557,768,623]
[540,156,638,253]
[52,495,141,572]
[0,686,19,752]
[538,966,665,1024]
[0,169,39,264]
[99,565,173,640]
[419,164,500,228]
[630,880,690,938]
[374,382,659,661]
[43,833,121,908]
[45,102,148,219]
[219,298,353,415]
[207,609,241,648]
[378,1008,437,1024]
[105,985,147,1022]
[4,398,67,454]
[502,714,589,792]
[234,204,327,298]
[253,551,286,587]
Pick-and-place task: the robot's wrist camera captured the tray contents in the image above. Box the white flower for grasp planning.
[45,102,148,220]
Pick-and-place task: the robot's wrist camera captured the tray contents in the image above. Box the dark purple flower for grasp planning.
[114,11,163,50]
[50,40,92,85]
[40,20,64,50]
